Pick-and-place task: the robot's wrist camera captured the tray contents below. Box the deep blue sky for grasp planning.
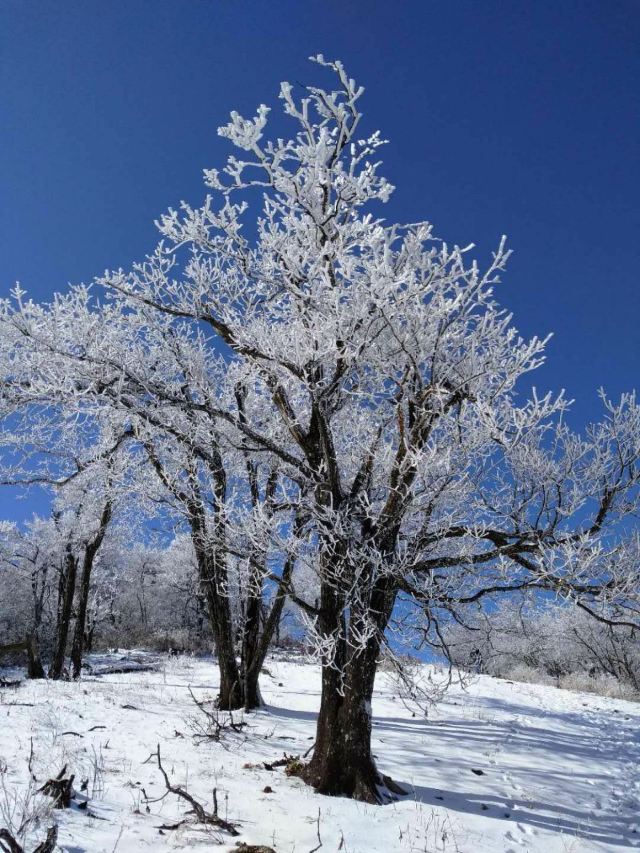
[1,0,639,520]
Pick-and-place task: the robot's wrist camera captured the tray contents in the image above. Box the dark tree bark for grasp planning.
[27,563,47,679]
[303,645,382,802]
[235,425,280,711]
[49,547,78,679]
[0,821,59,852]
[143,436,292,711]
[70,499,112,679]
[26,633,45,679]
[302,567,400,803]
[33,826,58,853]
[203,573,244,710]
[144,439,245,709]
[190,511,244,711]
[240,589,263,709]
[84,623,95,653]
[241,549,296,710]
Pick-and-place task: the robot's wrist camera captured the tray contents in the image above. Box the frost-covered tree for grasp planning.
[0,57,638,802]
[133,423,301,708]
[89,536,210,652]
[0,518,50,676]
[0,289,302,705]
[0,397,134,678]
[0,499,116,680]
[442,597,640,696]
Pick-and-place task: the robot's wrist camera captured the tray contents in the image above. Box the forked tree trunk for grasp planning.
[204,545,293,712]
[181,450,245,710]
[49,549,78,680]
[236,452,282,711]
[201,572,243,710]
[145,441,289,712]
[193,541,244,711]
[240,544,297,710]
[70,501,112,679]
[190,505,289,712]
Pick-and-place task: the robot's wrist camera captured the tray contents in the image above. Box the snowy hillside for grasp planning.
[0,654,638,852]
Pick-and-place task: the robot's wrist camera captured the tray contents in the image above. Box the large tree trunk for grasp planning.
[49,549,78,680]
[302,638,384,802]
[236,627,263,713]
[302,574,400,803]
[214,613,244,710]
[70,501,112,679]
[240,589,263,710]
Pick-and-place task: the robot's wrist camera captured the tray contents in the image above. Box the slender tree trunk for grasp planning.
[241,589,263,709]
[241,546,296,710]
[70,501,112,679]
[235,453,282,711]
[70,554,93,679]
[194,542,244,710]
[27,565,47,679]
[144,441,244,709]
[69,550,95,679]
[27,633,45,679]
[49,549,78,679]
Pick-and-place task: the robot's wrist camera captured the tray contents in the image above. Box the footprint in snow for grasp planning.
[504,829,527,846]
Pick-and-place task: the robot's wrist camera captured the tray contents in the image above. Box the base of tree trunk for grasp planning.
[216,681,245,711]
[299,660,408,805]
[298,758,406,805]
[27,636,46,679]
[243,676,263,711]
[216,674,263,711]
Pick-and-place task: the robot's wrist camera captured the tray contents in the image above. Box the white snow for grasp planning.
[1,653,638,852]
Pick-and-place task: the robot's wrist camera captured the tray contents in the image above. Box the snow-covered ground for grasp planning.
[0,653,638,852]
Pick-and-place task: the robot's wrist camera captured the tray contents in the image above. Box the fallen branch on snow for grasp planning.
[144,744,239,837]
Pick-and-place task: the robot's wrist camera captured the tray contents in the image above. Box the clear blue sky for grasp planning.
[1,0,639,519]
